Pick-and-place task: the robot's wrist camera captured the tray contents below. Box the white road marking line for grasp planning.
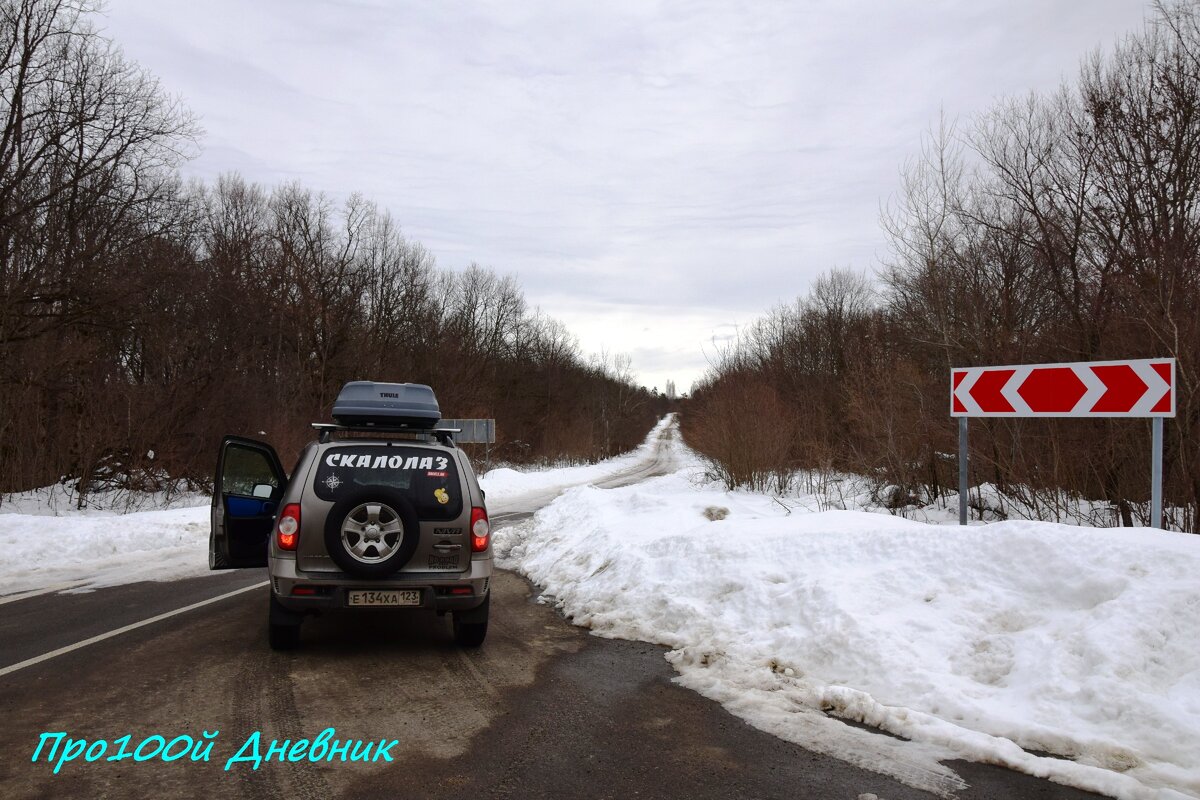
[0,582,90,606]
[0,580,269,678]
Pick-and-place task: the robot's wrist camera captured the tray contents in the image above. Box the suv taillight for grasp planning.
[277,503,301,550]
[470,507,490,552]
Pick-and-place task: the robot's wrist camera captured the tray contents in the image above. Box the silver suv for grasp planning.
[208,382,493,650]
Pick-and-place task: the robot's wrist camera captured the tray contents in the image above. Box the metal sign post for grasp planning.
[951,358,1176,528]
[1152,416,1164,528]
[958,417,969,526]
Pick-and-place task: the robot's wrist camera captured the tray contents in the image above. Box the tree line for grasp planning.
[683,1,1200,532]
[0,0,664,503]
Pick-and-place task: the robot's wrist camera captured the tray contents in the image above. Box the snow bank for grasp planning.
[0,506,212,594]
[496,458,1200,799]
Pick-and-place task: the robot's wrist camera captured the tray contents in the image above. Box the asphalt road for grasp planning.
[0,428,1106,800]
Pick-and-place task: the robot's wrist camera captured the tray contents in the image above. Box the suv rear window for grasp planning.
[313,445,463,520]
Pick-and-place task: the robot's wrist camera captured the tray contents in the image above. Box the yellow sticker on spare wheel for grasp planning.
[434,488,449,505]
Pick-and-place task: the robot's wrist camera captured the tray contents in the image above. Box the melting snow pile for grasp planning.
[495,466,1200,799]
[0,506,212,593]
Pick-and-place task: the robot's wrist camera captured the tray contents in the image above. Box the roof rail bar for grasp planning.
[311,422,460,447]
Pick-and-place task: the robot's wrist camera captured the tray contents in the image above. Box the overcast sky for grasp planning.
[101,0,1149,393]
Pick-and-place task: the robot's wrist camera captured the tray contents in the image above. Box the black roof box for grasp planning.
[332,381,441,428]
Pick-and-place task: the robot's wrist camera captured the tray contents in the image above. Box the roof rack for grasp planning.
[311,422,460,447]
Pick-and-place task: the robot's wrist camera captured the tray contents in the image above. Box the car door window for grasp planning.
[222,446,280,497]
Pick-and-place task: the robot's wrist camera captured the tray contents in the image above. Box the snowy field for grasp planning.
[495,436,1200,799]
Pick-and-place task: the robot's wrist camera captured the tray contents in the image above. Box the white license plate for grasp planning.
[347,589,421,607]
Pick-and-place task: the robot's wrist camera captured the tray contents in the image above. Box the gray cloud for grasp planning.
[101,0,1149,390]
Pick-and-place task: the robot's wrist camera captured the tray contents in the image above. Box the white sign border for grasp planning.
[951,358,1175,418]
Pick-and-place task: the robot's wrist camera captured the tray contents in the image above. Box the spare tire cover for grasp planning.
[323,486,421,577]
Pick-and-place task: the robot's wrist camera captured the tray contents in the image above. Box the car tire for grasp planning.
[324,487,422,578]
[452,594,489,648]
[268,593,301,651]
[269,621,300,651]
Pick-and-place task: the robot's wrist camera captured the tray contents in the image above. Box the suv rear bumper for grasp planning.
[269,556,492,614]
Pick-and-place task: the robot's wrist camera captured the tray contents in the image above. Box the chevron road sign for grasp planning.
[951,359,1175,418]
[950,358,1175,528]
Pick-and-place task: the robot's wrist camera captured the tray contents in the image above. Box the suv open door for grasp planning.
[210,436,286,569]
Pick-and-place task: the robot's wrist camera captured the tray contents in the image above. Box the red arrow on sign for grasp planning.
[968,369,1014,413]
[951,359,1175,418]
[1091,364,1147,413]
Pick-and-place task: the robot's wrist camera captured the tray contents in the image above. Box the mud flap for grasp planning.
[269,592,305,625]
[455,594,489,623]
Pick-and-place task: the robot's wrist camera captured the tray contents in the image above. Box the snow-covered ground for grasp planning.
[0,480,207,516]
[784,471,1167,530]
[0,418,675,595]
[494,436,1200,800]
[4,417,1197,798]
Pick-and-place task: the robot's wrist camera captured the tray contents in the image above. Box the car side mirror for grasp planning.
[252,483,274,499]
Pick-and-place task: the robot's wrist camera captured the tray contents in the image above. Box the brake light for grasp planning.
[277,503,301,550]
[470,507,489,552]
